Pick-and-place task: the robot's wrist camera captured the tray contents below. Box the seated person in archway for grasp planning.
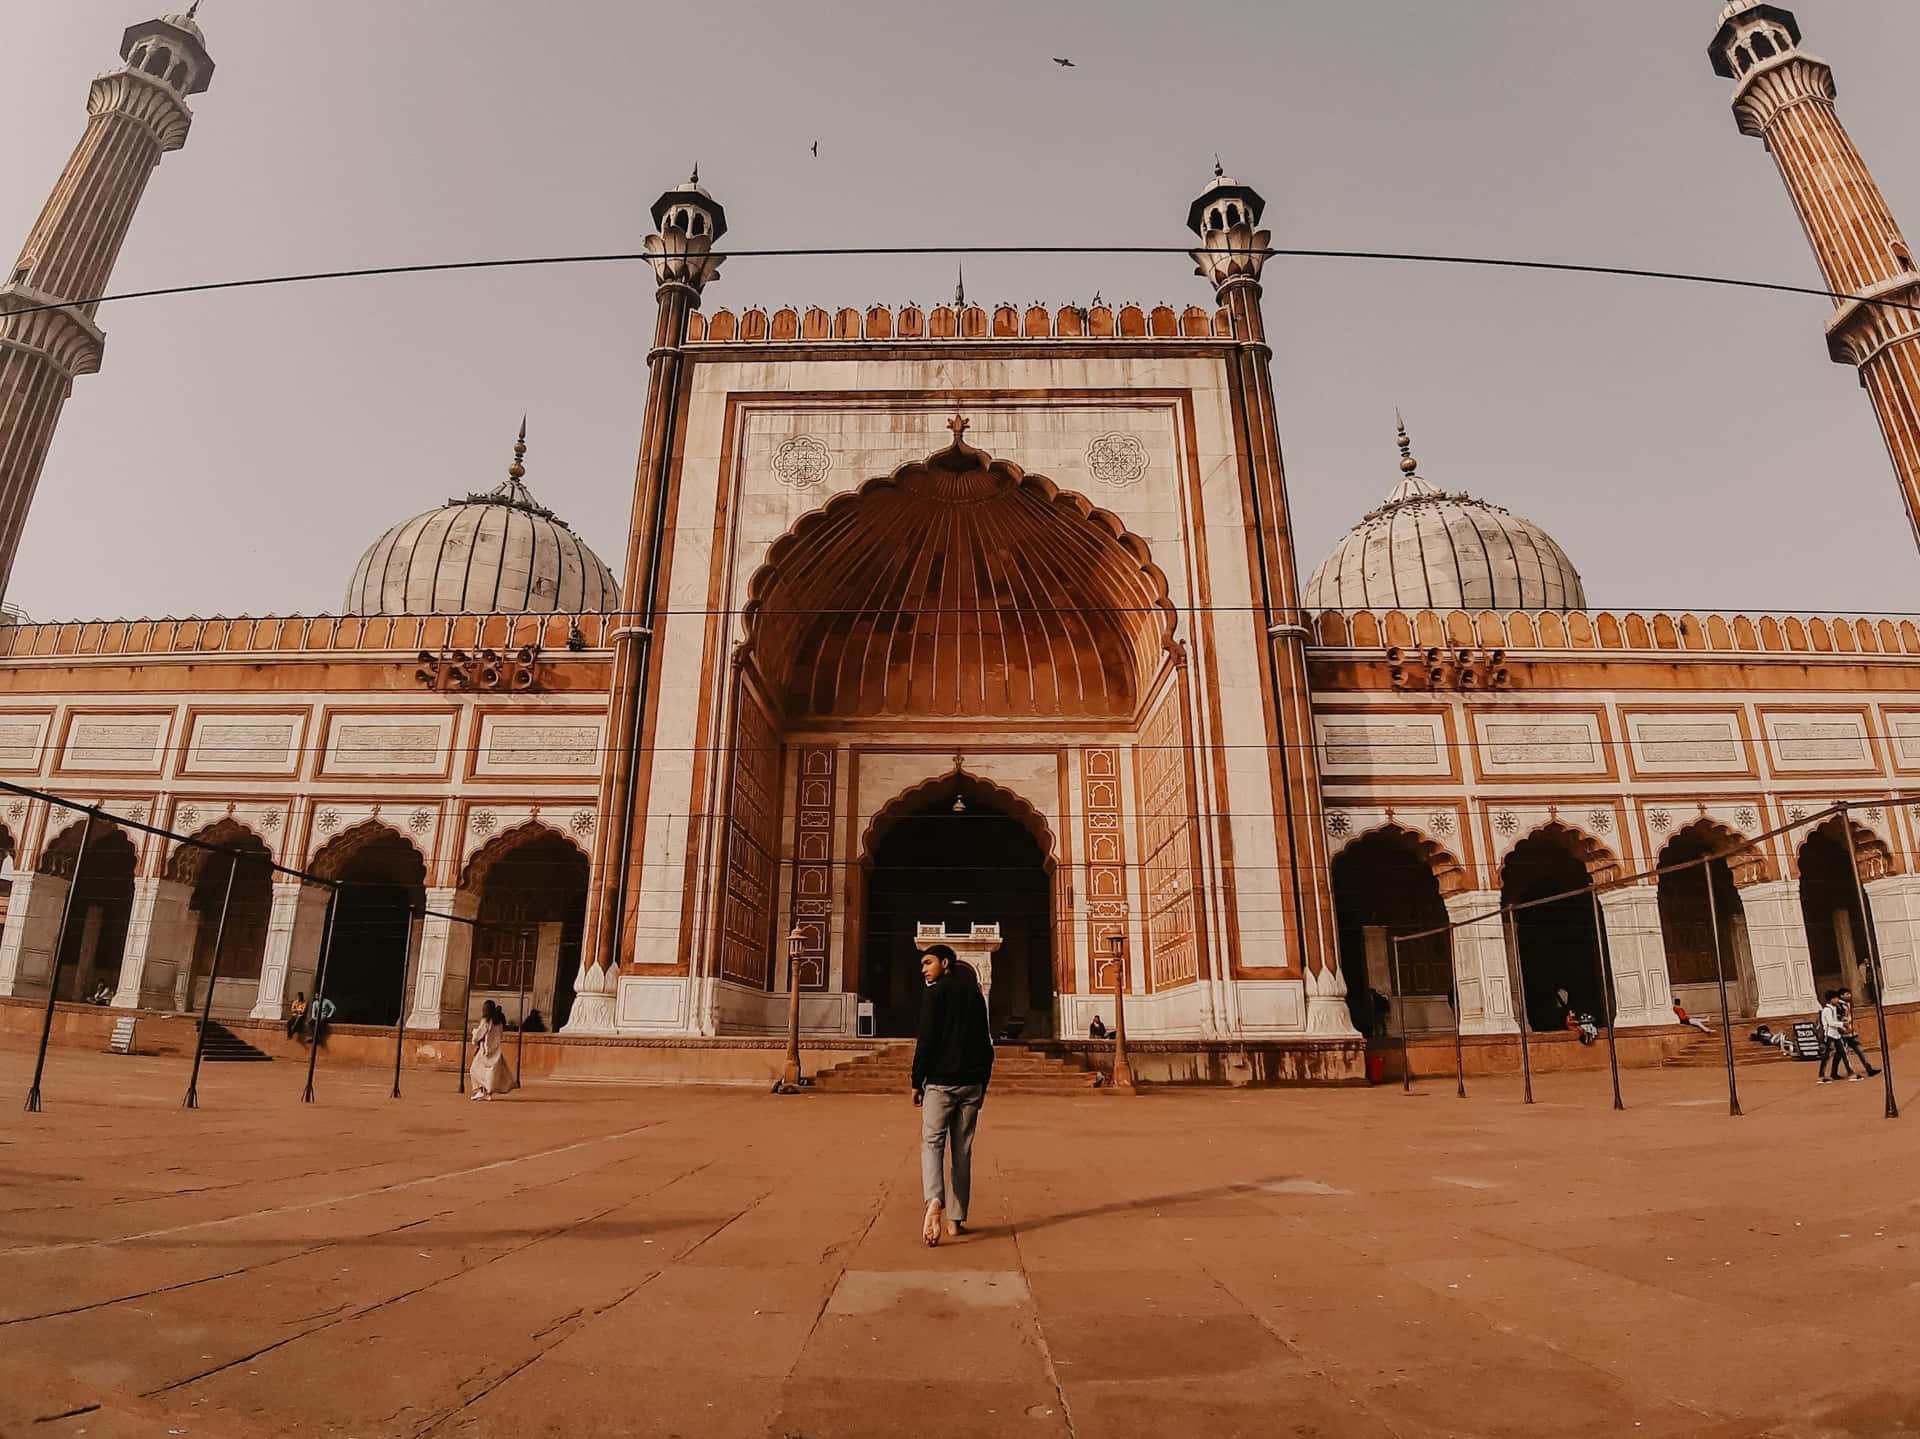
[1088,1015,1108,1039]
[1563,1008,1598,1046]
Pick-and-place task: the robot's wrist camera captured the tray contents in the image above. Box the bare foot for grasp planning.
[923,1201,943,1247]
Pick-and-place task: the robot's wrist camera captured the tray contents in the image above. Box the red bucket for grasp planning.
[1366,1053,1387,1085]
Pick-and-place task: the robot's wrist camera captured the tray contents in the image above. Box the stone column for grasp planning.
[1446,890,1518,1035]
[113,875,196,1009]
[1736,878,1819,1018]
[250,882,330,1021]
[1596,886,1672,1028]
[1861,874,1920,1007]
[0,871,69,996]
[406,886,478,1032]
[532,920,563,1023]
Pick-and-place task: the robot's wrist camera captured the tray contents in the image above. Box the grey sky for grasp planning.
[5,0,1919,623]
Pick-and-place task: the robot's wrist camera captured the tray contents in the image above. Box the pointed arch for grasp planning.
[1502,820,1621,887]
[307,818,426,883]
[859,769,1057,873]
[165,816,275,886]
[1328,820,1470,897]
[460,818,589,891]
[1658,817,1775,887]
[741,438,1176,719]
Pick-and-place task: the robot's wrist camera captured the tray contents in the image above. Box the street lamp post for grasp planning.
[1108,932,1136,1094]
[779,925,805,1093]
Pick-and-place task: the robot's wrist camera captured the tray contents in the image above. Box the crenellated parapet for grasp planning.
[687,302,1228,344]
[1310,607,1920,659]
[0,611,612,663]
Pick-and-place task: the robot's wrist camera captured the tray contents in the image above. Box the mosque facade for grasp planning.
[1,3,1918,1055]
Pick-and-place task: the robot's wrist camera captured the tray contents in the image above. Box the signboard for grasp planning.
[108,1016,137,1055]
[1790,1021,1822,1060]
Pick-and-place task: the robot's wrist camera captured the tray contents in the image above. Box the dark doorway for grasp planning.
[469,828,590,1031]
[45,822,137,1003]
[1331,828,1451,1035]
[1798,821,1872,1002]
[179,826,276,1017]
[326,829,426,1026]
[862,779,1053,1039]
[1656,826,1751,1013]
[1501,830,1607,1032]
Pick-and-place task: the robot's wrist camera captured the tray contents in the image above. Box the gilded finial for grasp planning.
[187,0,202,15]
[1213,155,1224,178]
[954,264,966,308]
[688,164,699,186]
[1395,409,1418,476]
[509,418,528,481]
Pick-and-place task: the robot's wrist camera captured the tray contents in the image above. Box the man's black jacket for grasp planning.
[911,969,994,1091]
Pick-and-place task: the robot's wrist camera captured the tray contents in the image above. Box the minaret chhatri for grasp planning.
[1710,3,1920,547]
[0,7,214,605]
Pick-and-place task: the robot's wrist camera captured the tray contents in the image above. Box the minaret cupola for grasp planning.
[120,6,216,97]
[644,169,728,298]
[1708,2,1804,85]
[1186,163,1271,292]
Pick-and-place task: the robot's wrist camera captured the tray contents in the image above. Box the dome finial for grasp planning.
[1395,409,1419,476]
[1213,154,1224,178]
[508,417,528,482]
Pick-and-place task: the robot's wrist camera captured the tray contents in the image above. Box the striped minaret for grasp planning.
[1711,3,1920,548]
[0,8,214,604]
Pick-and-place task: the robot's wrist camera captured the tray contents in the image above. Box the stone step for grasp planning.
[196,1020,273,1063]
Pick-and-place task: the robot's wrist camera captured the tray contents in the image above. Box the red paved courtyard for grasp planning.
[0,1037,1916,1438]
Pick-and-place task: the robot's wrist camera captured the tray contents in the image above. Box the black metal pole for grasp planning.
[1445,919,1467,1098]
[391,904,418,1101]
[1390,934,1412,1093]
[300,887,341,1105]
[1590,889,1625,1111]
[183,852,241,1110]
[456,918,478,1093]
[25,815,95,1113]
[1704,858,1743,1119]
[1507,915,1535,1105]
[1839,813,1899,1120]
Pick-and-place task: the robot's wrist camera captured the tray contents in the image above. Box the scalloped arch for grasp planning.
[743,438,1176,719]
[164,817,275,886]
[308,819,427,883]
[460,819,590,890]
[1329,820,1471,897]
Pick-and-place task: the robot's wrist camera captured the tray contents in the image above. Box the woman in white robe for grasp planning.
[469,1000,516,1100]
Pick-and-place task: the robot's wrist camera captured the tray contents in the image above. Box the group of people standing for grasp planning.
[1817,988,1879,1083]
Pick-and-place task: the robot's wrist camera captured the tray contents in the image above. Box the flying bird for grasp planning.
[1052,57,1075,67]
[811,140,819,156]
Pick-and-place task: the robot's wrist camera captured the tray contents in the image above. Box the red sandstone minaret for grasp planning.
[1187,168,1349,1032]
[0,7,214,605]
[1711,2,1920,548]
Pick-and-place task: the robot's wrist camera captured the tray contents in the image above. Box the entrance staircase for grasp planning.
[1662,1027,1810,1070]
[810,1042,1099,1095]
[195,1020,273,1063]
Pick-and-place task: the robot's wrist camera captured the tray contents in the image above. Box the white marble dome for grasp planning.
[343,427,618,617]
[1303,425,1586,613]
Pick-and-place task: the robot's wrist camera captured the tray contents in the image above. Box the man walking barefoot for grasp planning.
[912,944,994,1246]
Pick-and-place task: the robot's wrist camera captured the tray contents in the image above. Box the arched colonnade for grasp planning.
[0,812,591,1034]
[1329,808,1920,1036]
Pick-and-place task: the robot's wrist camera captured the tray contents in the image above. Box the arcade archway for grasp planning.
[40,820,136,1003]
[1501,826,1611,1032]
[462,824,590,1031]
[1796,817,1888,1001]
[311,823,426,1026]
[859,774,1055,1039]
[1330,826,1458,1035]
[168,822,276,1017]
[1656,823,1756,1015]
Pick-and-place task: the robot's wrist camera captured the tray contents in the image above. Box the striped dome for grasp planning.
[1303,424,1586,613]
[343,428,618,616]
